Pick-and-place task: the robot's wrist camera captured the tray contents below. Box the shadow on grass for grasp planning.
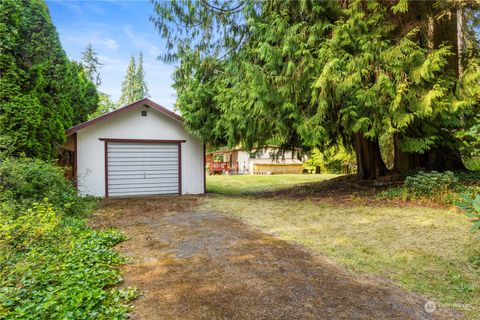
[209,174,403,201]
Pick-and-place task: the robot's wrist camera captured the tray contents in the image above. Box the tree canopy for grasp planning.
[81,44,102,87]
[0,0,99,160]
[118,52,149,106]
[152,0,480,178]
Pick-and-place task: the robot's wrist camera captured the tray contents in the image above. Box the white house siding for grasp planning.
[76,105,204,197]
[237,151,250,174]
[247,148,299,174]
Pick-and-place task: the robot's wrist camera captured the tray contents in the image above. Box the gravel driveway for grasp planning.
[90,196,456,320]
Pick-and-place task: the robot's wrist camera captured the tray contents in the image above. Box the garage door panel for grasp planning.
[108,159,178,164]
[108,173,178,180]
[107,155,178,160]
[108,143,178,148]
[109,178,179,185]
[107,142,179,196]
[109,184,178,190]
[108,189,178,196]
[108,168,178,174]
[108,185,178,194]
[108,147,178,153]
[108,149,178,155]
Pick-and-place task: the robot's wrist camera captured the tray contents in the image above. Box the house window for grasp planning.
[141,110,147,116]
[249,152,256,159]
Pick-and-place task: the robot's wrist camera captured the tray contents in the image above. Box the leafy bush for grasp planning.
[405,171,458,200]
[456,194,480,241]
[463,157,480,171]
[0,158,89,215]
[0,158,135,318]
[305,145,355,174]
[379,170,480,205]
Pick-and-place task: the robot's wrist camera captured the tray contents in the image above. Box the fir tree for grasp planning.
[81,43,102,86]
[152,0,480,178]
[118,53,149,106]
[118,56,137,106]
[0,0,100,159]
[88,93,116,119]
[135,51,149,99]
[67,61,99,124]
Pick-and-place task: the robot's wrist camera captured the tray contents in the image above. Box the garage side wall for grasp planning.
[76,106,204,196]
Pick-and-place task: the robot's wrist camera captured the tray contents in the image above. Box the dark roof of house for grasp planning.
[65,98,183,136]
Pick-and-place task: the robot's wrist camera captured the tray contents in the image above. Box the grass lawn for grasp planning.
[206,173,339,195]
[204,174,480,318]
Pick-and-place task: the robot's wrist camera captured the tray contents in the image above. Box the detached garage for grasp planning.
[63,98,205,197]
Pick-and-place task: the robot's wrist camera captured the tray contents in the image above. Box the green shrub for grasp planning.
[0,200,136,319]
[405,171,458,200]
[463,157,480,171]
[305,145,355,174]
[456,194,480,241]
[378,170,480,205]
[0,158,88,215]
[0,158,135,318]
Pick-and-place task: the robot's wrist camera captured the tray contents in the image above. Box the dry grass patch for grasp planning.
[203,196,480,318]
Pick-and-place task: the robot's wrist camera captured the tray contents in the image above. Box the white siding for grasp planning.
[237,151,250,174]
[76,106,204,196]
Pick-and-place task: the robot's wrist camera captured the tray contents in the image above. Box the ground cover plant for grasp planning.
[0,158,135,319]
[205,174,480,318]
[378,170,480,205]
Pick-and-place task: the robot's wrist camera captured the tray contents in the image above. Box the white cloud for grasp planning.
[63,33,119,51]
[103,38,119,50]
[122,25,161,57]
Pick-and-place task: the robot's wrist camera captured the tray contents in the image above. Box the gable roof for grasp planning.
[65,98,183,136]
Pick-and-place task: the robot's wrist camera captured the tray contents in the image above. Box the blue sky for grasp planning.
[46,0,176,110]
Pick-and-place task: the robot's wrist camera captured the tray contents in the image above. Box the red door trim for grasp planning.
[203,144,206,194]
[103,139,184,198]
[104,141,109,197]
[99,138,186,143]
[73,132,78,190]
[178,142,182,195]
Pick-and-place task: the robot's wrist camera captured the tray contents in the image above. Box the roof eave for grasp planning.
[65,98,183,136]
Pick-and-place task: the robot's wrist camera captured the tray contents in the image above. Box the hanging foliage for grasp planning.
[152,0,480,178]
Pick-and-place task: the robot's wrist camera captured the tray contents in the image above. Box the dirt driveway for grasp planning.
[91,196,455,320]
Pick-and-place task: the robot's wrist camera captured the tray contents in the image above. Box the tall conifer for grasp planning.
[118,56,137,106]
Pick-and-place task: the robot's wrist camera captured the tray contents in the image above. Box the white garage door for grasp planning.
[107,142,179,196]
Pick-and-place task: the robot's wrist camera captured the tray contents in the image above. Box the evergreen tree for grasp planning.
[67,61,100,124]
[135,51,149,99]
[81,43,102,86]
[88,93,116,119]
[0,0,100,159]
[118,56,137,106]
[118,53,149,106]
[153,0,480,179]
[0,0,72,159]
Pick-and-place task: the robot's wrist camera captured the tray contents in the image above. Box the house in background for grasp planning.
[207,146,304,175]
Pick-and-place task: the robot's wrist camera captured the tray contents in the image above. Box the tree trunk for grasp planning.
[424,147,466,171]
[353,133,387,179]
[393,133,466,174]
[393,133,417,174]
[457,6,465,77]
[433,6,459,76]
[427,14,434,50]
